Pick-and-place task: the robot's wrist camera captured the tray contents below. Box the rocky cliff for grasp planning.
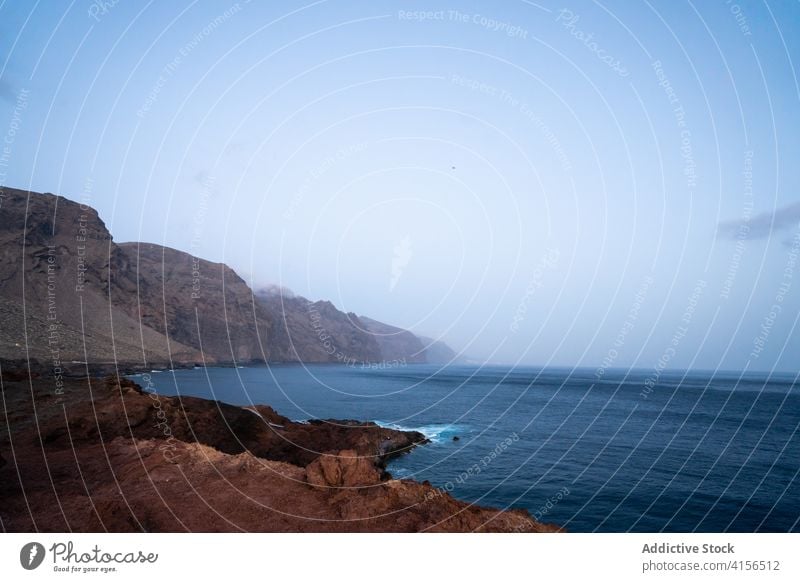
[255,289,383,364]
[0,187,202,368]
[419,336,458,364]
[0,187,455,369]
[360,316,428,363]
[115,241,272,364]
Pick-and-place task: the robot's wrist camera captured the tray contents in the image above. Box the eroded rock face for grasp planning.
[0,375,560,532]
[306,449,382,488]
[0,188,202,366]
[115,242,273,364]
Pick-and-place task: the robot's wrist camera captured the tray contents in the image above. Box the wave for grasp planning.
[388,466,413,479]
[375,421,463,443]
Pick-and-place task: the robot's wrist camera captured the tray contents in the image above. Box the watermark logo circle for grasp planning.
[19,542,46,570]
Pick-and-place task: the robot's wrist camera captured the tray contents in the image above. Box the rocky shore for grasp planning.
[0,369,559,532]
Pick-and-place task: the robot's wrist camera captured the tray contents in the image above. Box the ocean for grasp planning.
[134,364,800,532]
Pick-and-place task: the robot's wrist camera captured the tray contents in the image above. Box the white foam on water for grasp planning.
[375,421,462,443]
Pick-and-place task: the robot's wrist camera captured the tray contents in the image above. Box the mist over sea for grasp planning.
[137,364,800,532]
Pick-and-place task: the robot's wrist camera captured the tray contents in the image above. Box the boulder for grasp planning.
[306,449,382,488]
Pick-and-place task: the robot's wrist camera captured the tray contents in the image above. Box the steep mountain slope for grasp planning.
[115,242,272,364]
[0,187,456,369]
[359,316,428,363]
[0,187,201,368]
[255,289,382,363]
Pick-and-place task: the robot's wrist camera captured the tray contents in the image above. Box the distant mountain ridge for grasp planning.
[0,187,456,371]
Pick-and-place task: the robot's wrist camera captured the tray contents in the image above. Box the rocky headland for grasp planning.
[0,371,558,532]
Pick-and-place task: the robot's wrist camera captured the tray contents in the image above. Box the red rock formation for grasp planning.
[0,374,559,532]
[306,449,383,488]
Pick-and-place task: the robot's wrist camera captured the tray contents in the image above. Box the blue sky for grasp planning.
[1,0,799,372]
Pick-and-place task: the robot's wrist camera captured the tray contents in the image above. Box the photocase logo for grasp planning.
[390,235,413,292]
[20,542,45,570]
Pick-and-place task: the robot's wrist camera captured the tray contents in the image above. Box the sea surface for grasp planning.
[134,364,800,532]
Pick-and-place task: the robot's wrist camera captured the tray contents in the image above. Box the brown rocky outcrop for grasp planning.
[306,449,383,488]
[0,375,559,532]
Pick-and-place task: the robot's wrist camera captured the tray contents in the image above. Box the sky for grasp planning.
[1,0,799,373]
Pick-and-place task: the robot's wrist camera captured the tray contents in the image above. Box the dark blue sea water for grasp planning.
[134,364,800,532]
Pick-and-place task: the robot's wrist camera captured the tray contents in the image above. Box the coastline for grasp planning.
[0,365,560,533]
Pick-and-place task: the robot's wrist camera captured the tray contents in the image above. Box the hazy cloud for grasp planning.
[256,283,296,299]
[717,202,800,239]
